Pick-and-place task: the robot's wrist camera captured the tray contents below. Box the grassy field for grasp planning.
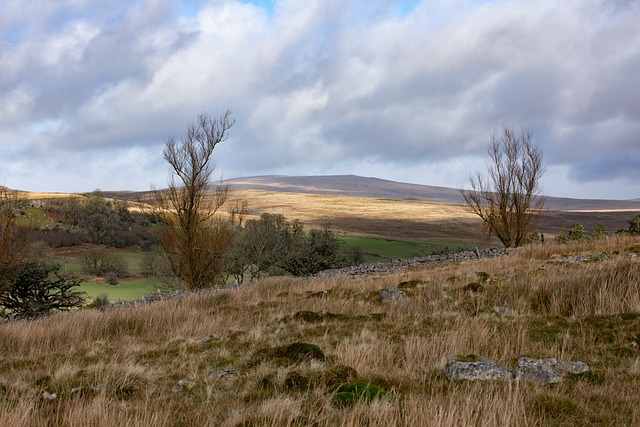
[77,278,161,301]
[1,235,639,426]
[340,236,475,261]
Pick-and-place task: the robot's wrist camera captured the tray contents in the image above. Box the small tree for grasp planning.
[0,261,86,320]
[591,223,609,240]
[81,248,129,277]
[628,214,640,236]
[460,125,546,248]
[149,111,235,290]
[567,223,587,241]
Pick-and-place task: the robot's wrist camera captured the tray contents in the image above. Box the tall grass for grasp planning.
[1,235,639,426]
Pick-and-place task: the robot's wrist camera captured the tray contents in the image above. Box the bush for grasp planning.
[0,260,86,319]
[628,214,640,235]
[591,223,609,240]
[90,293,109,309]
[81,248,129,277]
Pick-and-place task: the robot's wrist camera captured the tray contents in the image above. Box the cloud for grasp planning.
[0,0,639,199]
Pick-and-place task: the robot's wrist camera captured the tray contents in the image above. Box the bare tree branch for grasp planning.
[460,125,546,248]
[147,111,236,289]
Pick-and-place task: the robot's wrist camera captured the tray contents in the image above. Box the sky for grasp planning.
[1,0,639,200]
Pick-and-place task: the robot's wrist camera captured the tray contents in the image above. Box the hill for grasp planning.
[1,235,639,425]
[225,174,640,211]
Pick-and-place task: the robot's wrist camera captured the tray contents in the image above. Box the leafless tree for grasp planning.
[460,125,546,248]
[149,111,235,290]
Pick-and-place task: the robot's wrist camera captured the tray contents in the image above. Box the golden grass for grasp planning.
[1,235,640,426]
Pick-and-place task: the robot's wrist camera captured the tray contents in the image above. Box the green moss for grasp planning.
[476,272,491,283]
[330,381,388,408]
[455,354,481,362]
[248,342,325,367]
[284,370,310,391]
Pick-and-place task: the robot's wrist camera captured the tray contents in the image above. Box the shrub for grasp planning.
[0,260,86,319]
[591,223,609,240]
[628,214,640,235]
[81,248,129,277]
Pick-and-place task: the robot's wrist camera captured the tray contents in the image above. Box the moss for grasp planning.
[330,381,388,408]
[476,272,491,283]
[289,311,347,323]
[455,354,480,362]
[321,365,358,391]
[284,370,310,391]
[248,342,325,367]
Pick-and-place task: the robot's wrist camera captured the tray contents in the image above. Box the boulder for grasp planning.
[380,287,408,303]
[515,357,590,384]
[444,355,590,384]
[444,355,513,381]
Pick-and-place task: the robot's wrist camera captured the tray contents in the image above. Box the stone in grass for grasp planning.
[171,378,191,393]
[42,391,57,401]
[444,355,514,381]
[515,357,590,385]
[380,287,408,303]
[330,381,388,408]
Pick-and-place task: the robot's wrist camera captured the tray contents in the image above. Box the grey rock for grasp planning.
[195,335,212,344]
[444,356,514,381]
[591,253,608,261]
[209,368,240,380]
[515,357,589,384]
[172,378,191,393]
[42,391,57,400]
[445,356,590,384]
[380,287,408,303]
[493,306,517,316]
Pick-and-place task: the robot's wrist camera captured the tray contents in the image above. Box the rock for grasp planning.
[209,368,240,380]
[380,287,408,303]
[441,291,452,300]
[591,253,608,261]
[493,306,517,316]
[172,378,191,393]
[42,391,57,400]
[515,357,590,384]
[444,355,590,384]
[195,335,212,344]
[444,355,513,381]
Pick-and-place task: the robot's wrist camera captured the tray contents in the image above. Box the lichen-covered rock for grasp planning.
[380,287,408,303]
[444,355,513,381]
[515,357,590,384]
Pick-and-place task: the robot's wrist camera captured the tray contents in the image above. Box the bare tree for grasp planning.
[460,125,546,248]
[149,111,235,290]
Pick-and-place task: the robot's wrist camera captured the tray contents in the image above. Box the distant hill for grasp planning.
[226,175,640,212]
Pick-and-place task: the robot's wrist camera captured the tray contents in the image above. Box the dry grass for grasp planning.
[1,235,640,426]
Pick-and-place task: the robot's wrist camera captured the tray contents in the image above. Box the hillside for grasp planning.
[1,235,639,426]
[19,174,640,242]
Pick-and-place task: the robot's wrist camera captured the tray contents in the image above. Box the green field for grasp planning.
[340,236,475,262]
[77,278,161,301]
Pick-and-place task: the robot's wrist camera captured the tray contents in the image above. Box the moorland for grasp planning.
[1,175,640,426]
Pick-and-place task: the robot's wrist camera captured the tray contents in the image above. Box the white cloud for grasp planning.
[0,0,639,200]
